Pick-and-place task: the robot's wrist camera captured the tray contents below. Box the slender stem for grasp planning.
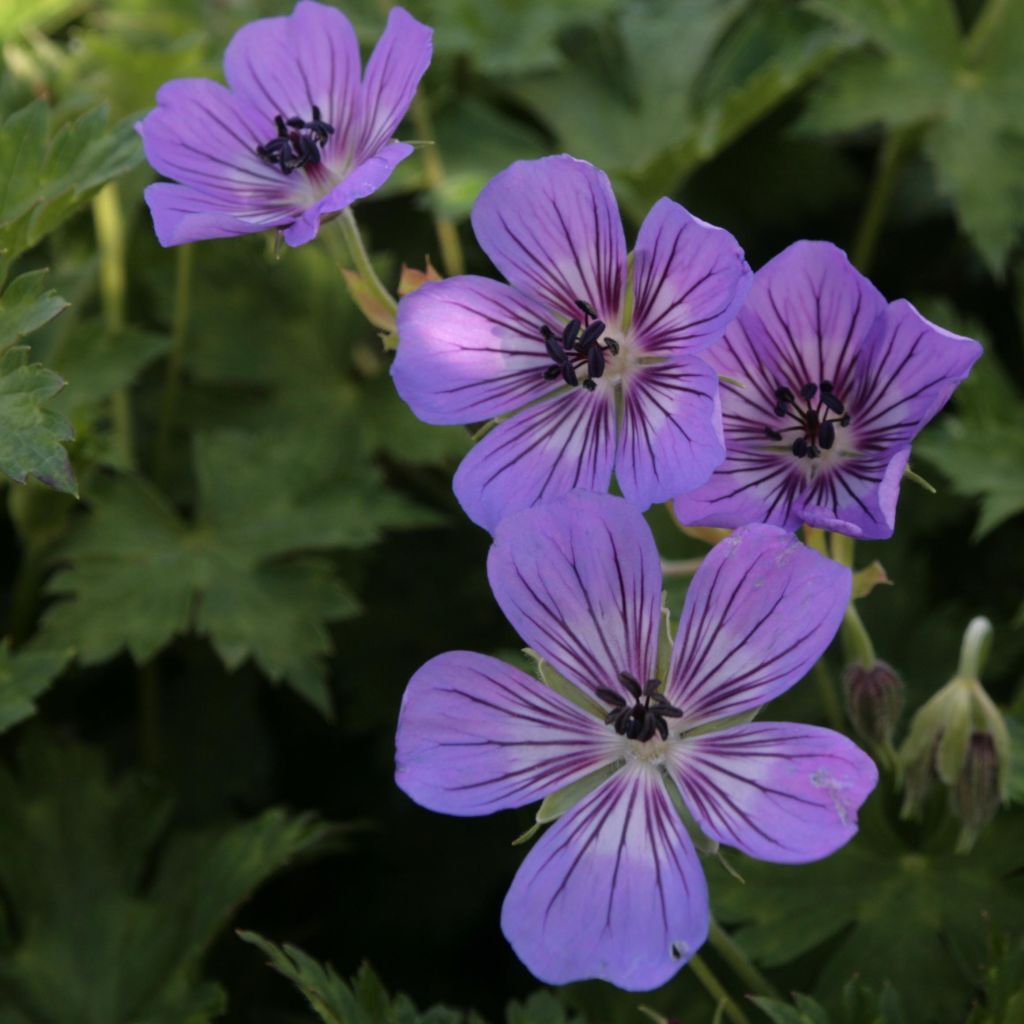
[333,209,397,327]
[708,920,780,999]
[92,182,134,469]
[965,0,1009,63]
[842,600,876,667]
[829,531,854,569]
[661,557,704,578]
[409,93,465,277]
[689,954,753,1024]
[155,244,193,486]
[814,659,846,731]
[850,126,918,275]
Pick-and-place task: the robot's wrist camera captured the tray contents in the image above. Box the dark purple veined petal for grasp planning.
[395,651,619,816]
[392,276,560,425]
[471,156,627,321]
[800,446,910,540]
[142,182,298,247]
[666,525,850,726]
[501,762,708,989]
[453,390,616,533]
[281,140,413,246]
[630,197,751,356]
[487,492,662,698]
[223,0,362,156]
[614,357,725,509]
[668,722,878,863]
[357,7,433,160]
[849,298,982,454]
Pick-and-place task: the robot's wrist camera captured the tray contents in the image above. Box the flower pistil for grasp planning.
[596,671,683,742]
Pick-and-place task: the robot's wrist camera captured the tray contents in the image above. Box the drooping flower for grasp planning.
[136,2,432,247]
[390,156,752,532]
[674,240,982,538]
[395,491,877,990]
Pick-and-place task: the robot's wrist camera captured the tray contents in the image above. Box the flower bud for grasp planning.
[951,732,1001,853]
[842,660,904,748]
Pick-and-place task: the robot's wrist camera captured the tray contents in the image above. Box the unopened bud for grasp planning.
[842,660,904,748]
[952,732,1001,853]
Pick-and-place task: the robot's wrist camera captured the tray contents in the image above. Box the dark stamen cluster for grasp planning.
[539,298,620,392]
[256,106,334,175]
[596,671,683,742]
[763,379,851,460]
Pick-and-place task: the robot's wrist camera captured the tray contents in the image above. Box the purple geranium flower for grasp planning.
[675,240,982,538]
[136,2,431,247]
[390,156,752,532]
[395,491,877,990]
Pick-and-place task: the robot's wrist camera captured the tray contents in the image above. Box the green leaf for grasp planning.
[750,994,830,1024]
[0,640,70,734]
[967,932,1024,1024]
[0,270,68,353]
[0,730,335,1024]
[0,347,75,494]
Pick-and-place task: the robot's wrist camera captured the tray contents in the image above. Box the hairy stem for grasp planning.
[689,954,753,1024]
[708,919,780,999]
[333,209,397,330]
[661,557,704,578]
[814,659,846,731]
[842,600,876,667]
[155,244,193,486]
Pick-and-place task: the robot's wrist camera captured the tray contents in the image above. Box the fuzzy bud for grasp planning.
[842,660,904,748]
[951,732,1002,852]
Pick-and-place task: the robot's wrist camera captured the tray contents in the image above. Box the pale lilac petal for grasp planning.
[669,723,878,863]
[395,651,618,816]
[223,1,362,148]
[454,391,616,533]
[143,182,293,246]
[800,446,910,540]
[486,492,661,698]
[666,525,851,725]
[281,140,412,246]
[630,197,751,356]
[357,7,433,159]
[502,763,708,989]
[471,156,627,320]
[392,277,559,425]
[850,298,983,453]
[137,78,296,205]
[615,357,725,509]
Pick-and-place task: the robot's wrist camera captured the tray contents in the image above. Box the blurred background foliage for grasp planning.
[0,0,1022,1021]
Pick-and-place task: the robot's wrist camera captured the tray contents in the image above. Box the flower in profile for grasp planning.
[391,156,751,532]
[136,2,432,247]
[674,240,982,538]
[395,491,877,989]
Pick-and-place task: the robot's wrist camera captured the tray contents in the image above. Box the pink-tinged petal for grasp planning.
[487,492,661,697]
[502,762,708,989]
[281,140,412,246]
[143,182,294,247]
[850,298,983,452]
[223,1,362,147]
[709,240,886,399]
[395,651,618,816]
[669,723,878,863]
[471,156,627,320]
[137,78,296,204]
[615,357,725,509]
[666,525,851,725]
[392,277,559,425]
[630,197,752,356]
[800,447,911,540]
[454,391,616,533]
[357,7,433,159]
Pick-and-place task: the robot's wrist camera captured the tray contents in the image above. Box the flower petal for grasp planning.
[392,276,559,425]
[630,197,751,355]
[501,762,708,989]
[143,182,291,246]
[395,651,618,816]
[800,446,911,540]
[851,298,982,453]
[486,492,661,697]
[471,156,627,320]
[357,7,433,159]
[223,0,362,144]
[668,722,878,863]
[454,391,616,533]
[615,356,725,509]
[281,140,413,246]
[666,525,851,725]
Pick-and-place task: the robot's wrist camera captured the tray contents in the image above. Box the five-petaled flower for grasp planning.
[675,240,982,538]
[395,491,877,990]
[136,1,432,247]
[391,155,752,532]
